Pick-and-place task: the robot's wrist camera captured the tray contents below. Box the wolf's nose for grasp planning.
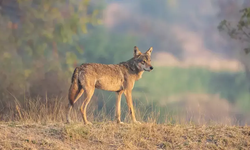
[150,66,153,70]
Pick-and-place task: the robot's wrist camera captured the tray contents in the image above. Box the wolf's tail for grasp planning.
[68,67,80,106]
[71,67,79,83]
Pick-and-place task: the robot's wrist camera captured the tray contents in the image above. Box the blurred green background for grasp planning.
[1,0,250,124]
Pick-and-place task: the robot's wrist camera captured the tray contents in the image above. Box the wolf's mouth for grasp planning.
[144,69,151,72]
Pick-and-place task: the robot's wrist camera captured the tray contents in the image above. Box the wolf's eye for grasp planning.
[142,60,146,64]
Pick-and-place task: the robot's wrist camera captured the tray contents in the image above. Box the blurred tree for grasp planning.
[218,8,250,52]
[1,0,101,71]
[0,0,102,98]
[218,7,250,91]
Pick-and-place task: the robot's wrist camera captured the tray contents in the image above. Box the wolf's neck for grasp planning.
[136,71,144,80]
[118,58,144,81]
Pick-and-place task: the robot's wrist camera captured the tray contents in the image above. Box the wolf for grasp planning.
[66,46,153,125]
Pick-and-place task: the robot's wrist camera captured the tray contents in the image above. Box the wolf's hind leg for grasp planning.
[80,87,94,125]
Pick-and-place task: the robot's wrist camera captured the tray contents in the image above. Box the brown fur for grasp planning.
[66,46,153,124]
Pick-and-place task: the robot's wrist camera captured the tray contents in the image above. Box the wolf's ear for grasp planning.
[134,46,142,57]
[145,47,153,56]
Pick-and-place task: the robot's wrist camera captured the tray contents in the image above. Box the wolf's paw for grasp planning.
[85,121,93,125]
[133,121,141,124]
[117,121,125,125]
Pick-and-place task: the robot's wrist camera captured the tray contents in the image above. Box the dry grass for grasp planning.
[0,122,250,150]
[0,97,250,149]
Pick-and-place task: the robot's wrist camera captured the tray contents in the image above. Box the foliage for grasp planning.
[218,7,250,53]
[0,0,102,98]
[218,7,250,98]
[3,0,101,71]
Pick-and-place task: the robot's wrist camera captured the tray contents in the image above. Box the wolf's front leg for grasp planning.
[116,91,124,124]
[124,90,141,124]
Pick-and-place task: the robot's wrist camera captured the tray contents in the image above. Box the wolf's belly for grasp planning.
[95,78,124,92]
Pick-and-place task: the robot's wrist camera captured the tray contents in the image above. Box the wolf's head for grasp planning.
[133,46,153,72]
